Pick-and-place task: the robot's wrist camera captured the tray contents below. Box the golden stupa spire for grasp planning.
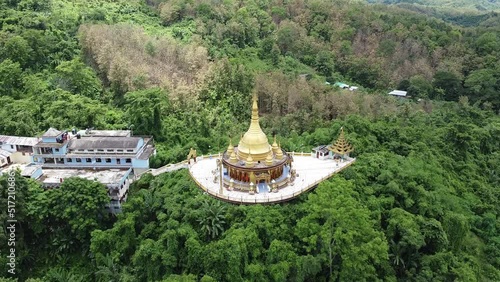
[265,151,274,166]
[246,149,254,167]
[329,127,353,155]
[276,141,283,159]
[227,137,234,155]
[272,135,279,154]
[229,150,237,163]
[251,92,259,122]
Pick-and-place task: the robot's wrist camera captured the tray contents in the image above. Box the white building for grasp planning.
[388,90,408,98]
[0,135,40,164]
[1,128,156,213]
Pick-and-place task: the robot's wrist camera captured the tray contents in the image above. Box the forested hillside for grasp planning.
[366,0,500,12]
[0,0,499,281]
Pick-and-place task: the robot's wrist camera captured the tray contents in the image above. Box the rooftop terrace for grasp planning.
[40,168,130,185]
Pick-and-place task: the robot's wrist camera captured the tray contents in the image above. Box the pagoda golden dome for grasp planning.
[237,94,272,161]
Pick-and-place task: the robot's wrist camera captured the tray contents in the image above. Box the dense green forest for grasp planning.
[0,0,499,281]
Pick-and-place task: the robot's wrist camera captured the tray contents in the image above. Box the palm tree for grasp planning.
[95,254,122,282]
[197,200,226,240]
[389,239,406,277]
[44,267,86,282]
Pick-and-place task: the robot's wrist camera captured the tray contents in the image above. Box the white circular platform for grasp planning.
[188,154,355,204]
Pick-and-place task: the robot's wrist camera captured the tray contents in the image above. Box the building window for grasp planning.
[55,148,59,152]
[88,149,94,152]
[107,149,114,152]
[86,158,92,162]
[106,158,111,163]
[117,149,123,152]
[127,149,134,152]
[96,158,102,163]
[66,158,72,163]
[97,149,104,152]
[10,145,14,149]
[126,158,132,163]
[78,149,84,152]
[76,158,82,163]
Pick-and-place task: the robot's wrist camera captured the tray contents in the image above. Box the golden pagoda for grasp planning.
[221,94,291,192]
[237,94,272,161]
[329,127,353,157]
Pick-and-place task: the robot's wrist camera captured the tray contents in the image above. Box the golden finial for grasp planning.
[251,93,259,122]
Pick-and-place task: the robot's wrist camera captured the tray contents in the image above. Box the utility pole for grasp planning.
[219,157,223,194]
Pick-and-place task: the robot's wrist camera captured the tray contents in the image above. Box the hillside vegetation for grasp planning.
[367,0,500,12]
[0,0,499,281]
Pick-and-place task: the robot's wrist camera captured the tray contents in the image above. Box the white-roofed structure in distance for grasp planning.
[388,90,408,98]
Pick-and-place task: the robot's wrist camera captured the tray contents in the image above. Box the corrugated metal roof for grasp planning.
[42,128,63,137]
[334,82,349,88]
[78,130,131,137]
[0,149,12,158]
[33,142,67,148]
[68,137,141,150]
[138,146,155,160]
[388,90,407,96]
[0,135,40,146]
[312,145,330,154]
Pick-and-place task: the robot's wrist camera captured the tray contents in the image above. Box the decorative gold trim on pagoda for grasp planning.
[329,127,353,156]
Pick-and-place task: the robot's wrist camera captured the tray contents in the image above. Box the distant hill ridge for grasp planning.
[366,0,500,12]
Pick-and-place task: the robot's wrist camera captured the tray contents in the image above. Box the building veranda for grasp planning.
[188,95,356,204]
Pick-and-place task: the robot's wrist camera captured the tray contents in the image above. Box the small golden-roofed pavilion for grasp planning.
[221,94,291,193]
[329,127,353,157]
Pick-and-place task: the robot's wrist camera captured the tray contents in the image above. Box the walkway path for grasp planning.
[136,153,355,205]
[189,154,355,204]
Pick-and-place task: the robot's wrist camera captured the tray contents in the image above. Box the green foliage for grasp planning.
[0,59,23,98]
[54,58,102,99]
[124,88,169,137]
[1,0,500,281]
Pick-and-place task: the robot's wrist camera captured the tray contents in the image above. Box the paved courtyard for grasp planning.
[189,154,355,204]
